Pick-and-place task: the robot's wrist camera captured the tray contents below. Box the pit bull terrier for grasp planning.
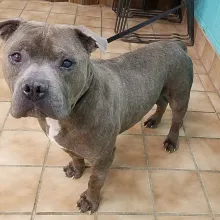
[0,19,193,213]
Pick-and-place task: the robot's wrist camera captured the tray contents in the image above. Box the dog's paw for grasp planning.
[63,162,83,179]
[76,191,99,214]
[163,139,178,153]
[144,118,158,128]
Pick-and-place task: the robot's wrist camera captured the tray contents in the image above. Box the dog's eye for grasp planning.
[61,59,73,69]
[10,52,22,63]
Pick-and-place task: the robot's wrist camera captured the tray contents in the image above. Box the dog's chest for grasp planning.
[46,118,64,149]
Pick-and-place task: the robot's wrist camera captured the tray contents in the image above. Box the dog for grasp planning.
[0,18,193,213]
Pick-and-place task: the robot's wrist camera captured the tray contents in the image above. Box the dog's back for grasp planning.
[92,41,193,132]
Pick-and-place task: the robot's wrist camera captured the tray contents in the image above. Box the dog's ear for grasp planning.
[0,18,22,41]
[75,25,107,54]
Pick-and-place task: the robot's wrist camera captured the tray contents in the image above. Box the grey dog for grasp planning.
[0,19,193,213]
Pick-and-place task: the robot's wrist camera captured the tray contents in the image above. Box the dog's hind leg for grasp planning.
[163,91,190,153]
[144,91,168,128]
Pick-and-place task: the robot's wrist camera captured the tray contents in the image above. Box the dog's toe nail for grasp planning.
[89,211,92,215]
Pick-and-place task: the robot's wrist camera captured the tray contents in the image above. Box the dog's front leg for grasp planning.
[76,147,115,214]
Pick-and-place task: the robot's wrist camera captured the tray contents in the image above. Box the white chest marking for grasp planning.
[46,118,65,149]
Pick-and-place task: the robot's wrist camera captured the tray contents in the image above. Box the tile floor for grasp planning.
[0,1,220,220]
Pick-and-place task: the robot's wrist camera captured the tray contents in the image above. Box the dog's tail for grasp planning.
[175,40,187,52]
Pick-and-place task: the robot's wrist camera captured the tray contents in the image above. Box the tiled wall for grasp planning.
[195,0,220,55]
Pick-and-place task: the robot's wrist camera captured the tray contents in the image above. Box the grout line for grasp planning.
[3,129,43,132]
[141,122,158,220]
[19,1,28,17]
[45,1,53,23]
[0,108,11,146]
[1,163,220,173]
[73,6,78,25]
[157,212,211,217]
[0,212,31,215]
[182,124,215,220]
[30,141,51,220]
[100,5,103,38]
[35,211,153,216]
[0,211,215,217]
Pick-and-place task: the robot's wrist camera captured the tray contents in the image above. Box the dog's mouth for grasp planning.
[26,107,47,118]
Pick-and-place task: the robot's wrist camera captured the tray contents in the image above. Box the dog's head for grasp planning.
[0,19,107,119]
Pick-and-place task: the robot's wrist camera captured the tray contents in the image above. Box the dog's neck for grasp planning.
[72,61,94,110]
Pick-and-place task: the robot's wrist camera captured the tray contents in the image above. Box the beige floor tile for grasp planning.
[0,60,3,78]
[209,54,220,92]
[122,122,142,135]
[99,170,153,212]
[21,10,48,22]
[91,50,101,59]
[37,167,90,212]
[201,40,216,72]
[4,114,41,130]
[0,1,27,10]
[0,167,41,212]
[158,217,211,220]
[35,216,93,220]
[188,46,200,60]
[98,216,154,220]
[0,78,11,101]
[130,43,146,51]
[102,18,116,29]
[152,23,176,34]
[151,170,209,213]
[46,141,71,166]
[0,102,10,129]
[128,20,154,34]
[77,6,101,17]
[0,130,48,165]
[175,23,187,34]
[101,52,121,60]
[88,27,101,35]
[192,74,205,91]
[0,216,31,220]
[102,28,116,38]
[207,92,220,113]
[146,136,195,170]
[1,0,27,1]
[25,1,52,12]
[107,41,130,53]
[102,7,117,19]
[47,13,75,25]
[75,16,101,27]
[0,9,21,18]
[190,138,220,171]
[0,45,4,60]
[193,59,207,74]
[188,91,214,112]
[199,75,216,92]
[184,112,220,138]
[143,110,185,136]
[113,135,146,167]
[200,172,220,214]
[51,3,77,15]
[195,25,207,57]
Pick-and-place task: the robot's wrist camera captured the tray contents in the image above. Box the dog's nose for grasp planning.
[22,81,48,101]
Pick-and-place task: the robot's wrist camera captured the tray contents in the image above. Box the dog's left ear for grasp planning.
[0,18,22,41]
[75,25,108,54]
